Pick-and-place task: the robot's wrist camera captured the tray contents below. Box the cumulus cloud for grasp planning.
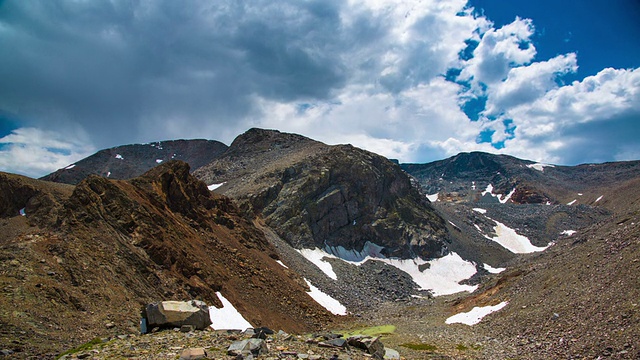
[0,127,94,177]
[0,0,639,177]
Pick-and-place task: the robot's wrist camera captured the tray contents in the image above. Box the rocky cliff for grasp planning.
[195,128,449,260]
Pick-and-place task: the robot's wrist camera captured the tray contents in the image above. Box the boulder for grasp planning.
[347,335,385,359]
[227,338,269,356]
[179,348,207,360]
[144,300,212,331]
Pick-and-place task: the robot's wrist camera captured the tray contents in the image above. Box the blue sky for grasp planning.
[1,0,639,177]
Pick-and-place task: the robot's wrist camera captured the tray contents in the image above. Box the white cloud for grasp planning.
[460,17,536,88]
[0,128,94,178]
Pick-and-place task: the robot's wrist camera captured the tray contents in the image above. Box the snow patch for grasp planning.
[207,183,225,191]
[483,263,505,274]
[595,195,603,203]
[106,171,111,178]
[561,230,577,236]
[486,220,549,253]
[481,184,515,203]
[473,208,487,214]
[64,164,76,170]
[304,279,347,315]
[115,154,123,160]
[155,159,163,164]
[275,260,288,268]
[426,193,438,202]
[297,248,338,280]
[471,181,476,190]
[19,208,26,217]
[209,292,252,330]
[527,163,554,172]
[299,246,477,296]
[567,199,577,205]
[445,301,508,325]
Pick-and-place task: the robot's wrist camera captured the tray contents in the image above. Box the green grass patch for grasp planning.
[400,343,438,351]
[456,344,469,351]
[337,324,396,338]
[56,337,105,359]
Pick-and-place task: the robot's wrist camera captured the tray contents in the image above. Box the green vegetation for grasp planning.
[400,343,438,351]
[56,337,106,359]
[337,324,396,338]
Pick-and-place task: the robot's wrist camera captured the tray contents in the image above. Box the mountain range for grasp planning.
[1,128,638,359]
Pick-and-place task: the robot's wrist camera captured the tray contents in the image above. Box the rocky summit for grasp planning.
[2,128,639,359]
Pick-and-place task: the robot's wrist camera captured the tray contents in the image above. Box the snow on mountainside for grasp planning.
[5,129,640,358]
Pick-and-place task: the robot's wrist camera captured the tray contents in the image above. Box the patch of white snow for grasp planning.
[115,154,123,160]
[482,184,494,196]
[155,159,163,164]
[107,171,111,178]
[207,183,225,191]
[595,195,603,203]
[297,248,338,280]
[561,230,577,236]
[426,193,438,202]
[304,279,347,315]
[567,199,577,205]
[498,188,516,204]
[527,163,554,172]
[487,220,549,253]
[65,164,76,170]
[473,208,487,214]
[275,260,288,268]
[471,181,476,190]
[209,292,253,330]
[445,301,508,325]
[483,263,505,274]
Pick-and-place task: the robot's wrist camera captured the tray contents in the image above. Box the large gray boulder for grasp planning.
[144,300,212,330]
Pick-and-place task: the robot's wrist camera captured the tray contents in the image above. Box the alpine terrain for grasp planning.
[1,128,638,359]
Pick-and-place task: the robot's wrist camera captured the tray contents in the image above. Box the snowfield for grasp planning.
[209,292,252,330]
[298,246,478,296]
[487,220,549,253]
[207,183,224,191]
[445,301,508,325]
[304,279,347,315]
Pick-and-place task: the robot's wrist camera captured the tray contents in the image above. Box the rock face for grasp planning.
[41,139,228,185]
[195,128,449,260]
[144,300,212,330]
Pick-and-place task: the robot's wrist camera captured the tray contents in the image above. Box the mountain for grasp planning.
[0,162,338,357]
[402,151,640,205]
[41,139,227,185]
[15,130,640,359]
[194,128,448,261]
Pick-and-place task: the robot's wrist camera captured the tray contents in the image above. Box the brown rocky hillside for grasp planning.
[0,161,338,358]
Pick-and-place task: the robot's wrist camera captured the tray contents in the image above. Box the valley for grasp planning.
[1,129,638,359]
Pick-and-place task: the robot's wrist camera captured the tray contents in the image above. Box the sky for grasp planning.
[1,0,639,178]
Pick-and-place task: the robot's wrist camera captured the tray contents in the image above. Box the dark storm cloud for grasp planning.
[0,0,352,147]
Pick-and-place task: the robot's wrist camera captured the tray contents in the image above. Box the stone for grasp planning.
[384,347,400,359]
[179,347,207,360]
[105,322,115,329]
[347,335,385,359]
[144,300,212,330]
[228,338,269,356]
[180,325,195,333]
